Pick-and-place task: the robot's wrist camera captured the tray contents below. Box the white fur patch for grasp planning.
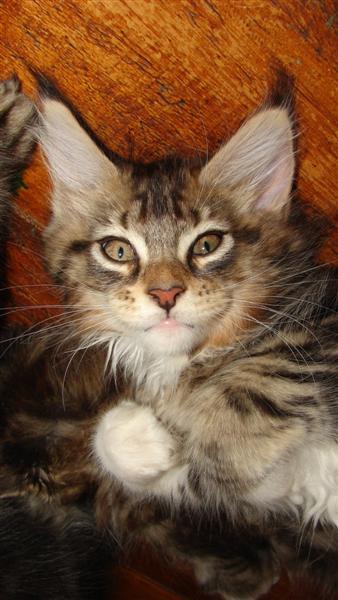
[250,443,338,526]
[94,400,177,492]
[106,335,190,395]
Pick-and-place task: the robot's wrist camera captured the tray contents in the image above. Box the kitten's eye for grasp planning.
[192,233,223,256]
[101,238,135,262]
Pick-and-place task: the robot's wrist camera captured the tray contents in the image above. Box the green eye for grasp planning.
[101,238,135,262]
[192,233,223,256]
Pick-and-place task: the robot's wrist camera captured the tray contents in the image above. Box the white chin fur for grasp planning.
[105,328,194,393]
[142,325,198,356]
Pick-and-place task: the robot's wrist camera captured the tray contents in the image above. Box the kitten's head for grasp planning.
[38,85,302,364]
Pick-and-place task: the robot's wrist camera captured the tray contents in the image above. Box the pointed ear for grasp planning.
[200,108,295,213]
[38,97,117,190]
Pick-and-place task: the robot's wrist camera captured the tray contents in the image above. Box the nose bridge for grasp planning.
[143,260,186,291]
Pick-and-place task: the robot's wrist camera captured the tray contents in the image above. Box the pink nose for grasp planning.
[148,287,185,311]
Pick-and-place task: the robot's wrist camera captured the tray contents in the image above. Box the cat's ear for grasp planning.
[38,96,118,190]
[200,107,295,213]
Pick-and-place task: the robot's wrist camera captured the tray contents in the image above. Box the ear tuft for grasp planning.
[267,68,295,112]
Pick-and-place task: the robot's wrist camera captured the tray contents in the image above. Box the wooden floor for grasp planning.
[0,1,337,598]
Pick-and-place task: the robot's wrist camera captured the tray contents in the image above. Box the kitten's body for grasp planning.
[0,83,275,599]
[0,74,337,600]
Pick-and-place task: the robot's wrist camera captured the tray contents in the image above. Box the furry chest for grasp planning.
[249,443,338,527]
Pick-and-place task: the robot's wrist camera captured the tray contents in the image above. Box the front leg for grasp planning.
[94,403,281,598]
[0,76,37,308]
[0,76,37,193]
[94,401,184,493]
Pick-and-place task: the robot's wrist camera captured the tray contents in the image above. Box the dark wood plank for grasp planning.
[107,566,186,600]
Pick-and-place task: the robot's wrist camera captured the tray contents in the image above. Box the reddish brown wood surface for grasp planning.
[108,549,325,600]
[0,1,337,598]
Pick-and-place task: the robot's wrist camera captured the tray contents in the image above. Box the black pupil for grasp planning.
[118,246,124,259]
[203,240,211,253]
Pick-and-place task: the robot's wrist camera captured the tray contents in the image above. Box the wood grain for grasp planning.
[0,1,337,598]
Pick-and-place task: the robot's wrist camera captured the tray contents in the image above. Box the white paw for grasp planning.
[94,401,177,491]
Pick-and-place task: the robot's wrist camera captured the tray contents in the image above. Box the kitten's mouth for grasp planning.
[147,318,193,332]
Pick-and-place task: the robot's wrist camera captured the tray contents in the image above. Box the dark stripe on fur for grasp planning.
[248,390,296,418]
[69,240,91,253]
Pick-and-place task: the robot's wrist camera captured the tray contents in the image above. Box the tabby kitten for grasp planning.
[1,74,337,600]
[0,79,279,600]
[36,76,338,521]
[37,75,337,596]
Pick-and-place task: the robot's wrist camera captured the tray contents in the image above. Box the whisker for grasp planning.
[239,300,322,348]
[242,313,314,372]
[0,310,89,357]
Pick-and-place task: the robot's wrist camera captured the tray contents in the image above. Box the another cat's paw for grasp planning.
[94,401,177,491]
[0,76,36,174]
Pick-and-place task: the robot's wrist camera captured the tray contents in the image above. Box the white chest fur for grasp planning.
[250,443,338,527]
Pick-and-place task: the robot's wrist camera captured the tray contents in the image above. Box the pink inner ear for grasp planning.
[255,155,294,211]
